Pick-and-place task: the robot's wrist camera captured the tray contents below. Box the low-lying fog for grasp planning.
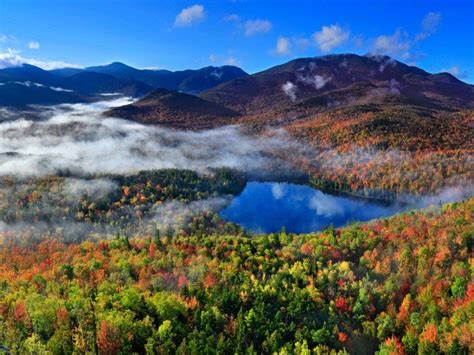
[0,97,303,177]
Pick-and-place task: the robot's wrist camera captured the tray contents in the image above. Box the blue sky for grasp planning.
[0,0,473,82]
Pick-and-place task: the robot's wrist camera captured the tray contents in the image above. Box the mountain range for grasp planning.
[105,54,473,150]
[1,54,473,152]
[0,62,248,108]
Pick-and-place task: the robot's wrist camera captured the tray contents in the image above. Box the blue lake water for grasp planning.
[220,181,407,233]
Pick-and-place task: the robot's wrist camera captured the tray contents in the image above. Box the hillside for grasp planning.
[201,54,474,116]
[199,54,474,149]
[0,195,472,353]
[105,88,240,129]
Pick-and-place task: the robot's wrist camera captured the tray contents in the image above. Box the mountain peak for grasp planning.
[86,62,139,74]
[107,62,134,69]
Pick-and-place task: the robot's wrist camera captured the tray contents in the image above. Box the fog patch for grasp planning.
[62,178,118,202]
[282,81,297,101]
[50,86,74,92]
[152,196,231,234]
[297,73,331,90]
[389,78,401,95]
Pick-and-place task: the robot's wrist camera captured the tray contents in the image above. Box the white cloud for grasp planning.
[27,41,40,50]
[370,12,441,61]
[441,66,468,79]
[207,53,239,66]
[295,37,311,51]
[275,37,291,55]
[373,29,410,56]
[313,24,350,52]
[174,4,205,27]
[141,66,162,70]
[224,56,238,66]
[224,14,240,22]
[282,81,297,101]
[416,12,441,41]
[352,34,364,48]
[244,19,272,36]
[0,48,81,70]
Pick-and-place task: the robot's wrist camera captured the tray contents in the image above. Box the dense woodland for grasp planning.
[0,158,472,354]
[0,197,472,353]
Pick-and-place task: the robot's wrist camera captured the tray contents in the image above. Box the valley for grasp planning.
[0,51,472,354]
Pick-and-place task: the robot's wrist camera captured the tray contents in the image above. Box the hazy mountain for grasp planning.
[64,71,153,96]
[0,61,249,108]
[0,82,88,107]
[0,64,64,87]
[105,88,240,129]
[49,67,85,77]
[2,55,472,128]
[0,64,153,107]
[86,62,249,93]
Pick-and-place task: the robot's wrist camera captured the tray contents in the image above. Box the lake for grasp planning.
[220,181,406,233]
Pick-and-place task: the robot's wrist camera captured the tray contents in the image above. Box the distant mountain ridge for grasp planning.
[84,62,248,94]
[0,64,153,107]
[0,62,248,108]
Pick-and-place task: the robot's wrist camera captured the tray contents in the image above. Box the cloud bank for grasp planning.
[0,48,81,69]
[0,98,305,178]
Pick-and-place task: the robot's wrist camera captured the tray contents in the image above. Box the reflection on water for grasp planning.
[220,182,406,233]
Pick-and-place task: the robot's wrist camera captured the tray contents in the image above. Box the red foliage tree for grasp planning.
[97,320,121,355]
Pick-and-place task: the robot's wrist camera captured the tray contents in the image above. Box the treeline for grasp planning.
[0,198,472,353]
